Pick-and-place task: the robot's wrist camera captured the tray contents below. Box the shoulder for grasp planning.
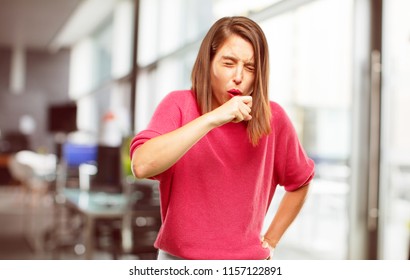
[156,90,199,121]
[269,101,285,113]
[269,101,295,132]
[269,101,289,121]
[155,90,196,111]
[163,90,196,105]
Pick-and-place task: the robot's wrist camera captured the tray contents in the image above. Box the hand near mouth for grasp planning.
[207,95,253,127]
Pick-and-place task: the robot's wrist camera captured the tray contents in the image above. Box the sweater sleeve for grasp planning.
[130,91,183,160]
[272,103,315,192]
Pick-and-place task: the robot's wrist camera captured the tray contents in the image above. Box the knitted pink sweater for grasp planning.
[130,90,314,259]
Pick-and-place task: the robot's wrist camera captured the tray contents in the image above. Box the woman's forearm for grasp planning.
[132,112,217,179]
[263,184,310,248]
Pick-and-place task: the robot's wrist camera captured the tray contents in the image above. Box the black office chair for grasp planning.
[87,145,124,258]
[80,145,123,193]
[121,180,161,260]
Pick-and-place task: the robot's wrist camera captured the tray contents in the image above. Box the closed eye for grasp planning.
[221,56,237,66]
[222,58,235,66]
[245,63,255,72]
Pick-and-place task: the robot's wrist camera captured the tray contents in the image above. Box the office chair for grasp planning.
[84,179,161,260]
[78,145,124,258]
[120,180,161,260]
[79,145,123,193]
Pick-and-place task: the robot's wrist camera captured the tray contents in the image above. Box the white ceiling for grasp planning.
[0,0,82,50]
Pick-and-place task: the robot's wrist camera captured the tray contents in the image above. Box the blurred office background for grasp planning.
[0,0,409,260]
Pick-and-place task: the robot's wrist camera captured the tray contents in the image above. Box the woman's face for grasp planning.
[210,35,255,109]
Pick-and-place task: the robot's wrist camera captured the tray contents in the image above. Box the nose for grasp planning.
[233,67,243,84]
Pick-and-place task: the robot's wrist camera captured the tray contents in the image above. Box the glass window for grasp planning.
[70,0,135,137]
[138,0,160,66]
[261,0,353,259]
[380,0,410,260]
[112,0,135,78]
[69,38,97,99]
[212,0,283,18]
[93,18,113,86]
[138,0,213,67]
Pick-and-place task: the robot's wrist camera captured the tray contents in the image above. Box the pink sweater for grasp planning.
[130,90,315,259]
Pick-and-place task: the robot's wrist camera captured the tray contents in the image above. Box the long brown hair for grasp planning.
[191,16,271,146]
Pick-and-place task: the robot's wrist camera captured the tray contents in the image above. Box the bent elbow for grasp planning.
[132,162,150,179]
[131,146,163,179]
[131,148,149,179]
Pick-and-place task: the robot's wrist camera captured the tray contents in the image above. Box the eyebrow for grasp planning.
[221,55,237,61]
[221,55,254,65]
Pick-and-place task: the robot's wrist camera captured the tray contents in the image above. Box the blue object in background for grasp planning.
[62,142,97,166]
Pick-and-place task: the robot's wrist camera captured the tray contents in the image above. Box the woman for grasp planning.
[130,16,315,260]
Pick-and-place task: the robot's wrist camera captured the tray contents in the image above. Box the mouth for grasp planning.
[228,89,242,98]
